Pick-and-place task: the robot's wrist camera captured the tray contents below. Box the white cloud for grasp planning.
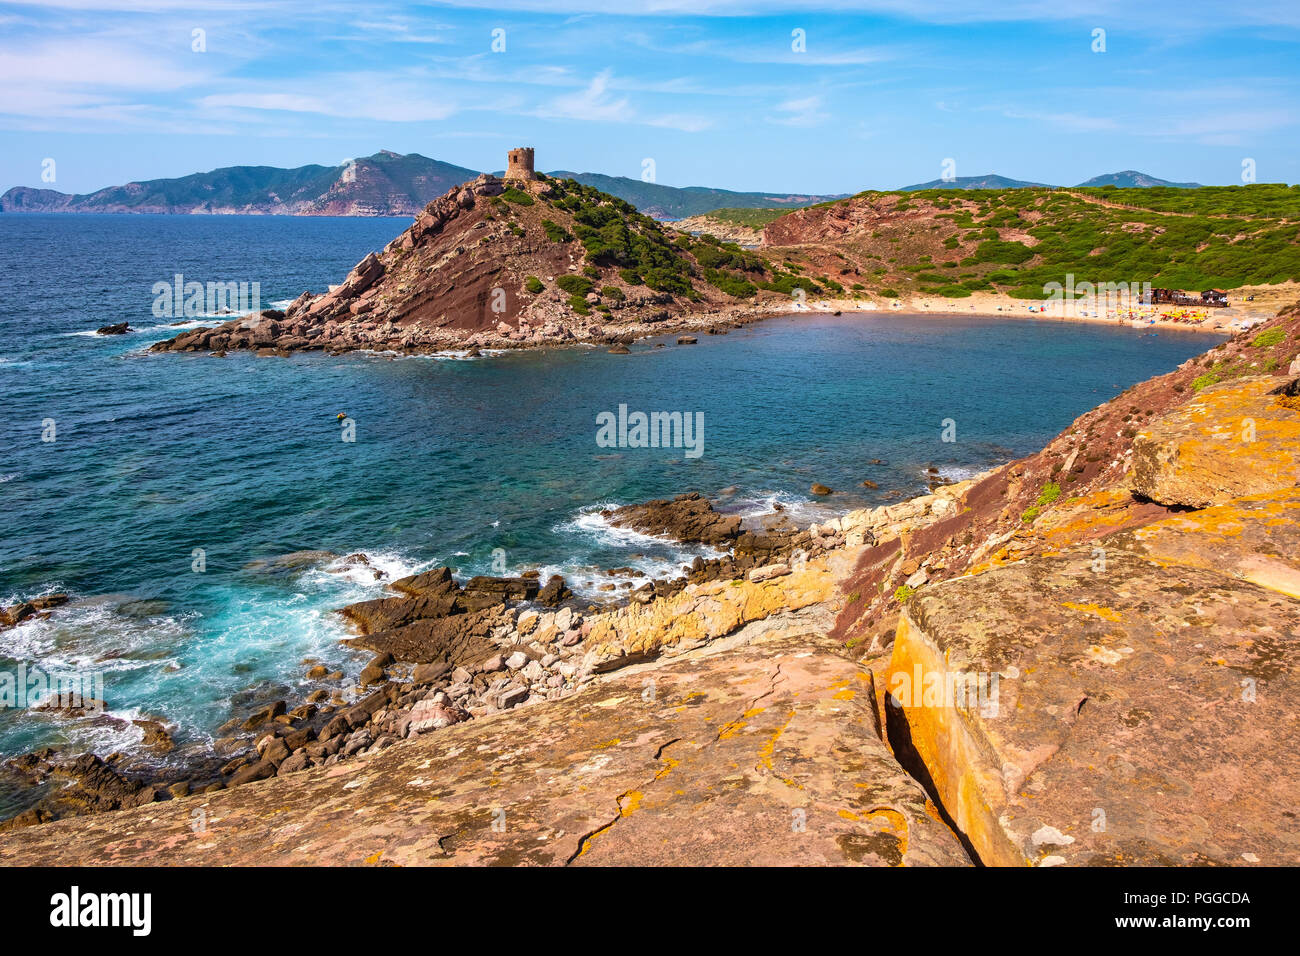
[541,68,630,121]
[0,39,216,90]
[768,94,829,127]
[198,75,461,122]
[533,68,710,131]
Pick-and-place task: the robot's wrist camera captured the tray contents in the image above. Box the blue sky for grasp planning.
[1,0,1297,195]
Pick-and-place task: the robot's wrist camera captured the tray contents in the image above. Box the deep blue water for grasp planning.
[0,213,1220,799]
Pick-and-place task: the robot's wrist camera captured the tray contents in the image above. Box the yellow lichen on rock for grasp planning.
[1131,377,1300,507]
[581,554,840,667]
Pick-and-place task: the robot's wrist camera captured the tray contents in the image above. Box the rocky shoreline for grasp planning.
[3,303,1298,865]
[0,486,971,832]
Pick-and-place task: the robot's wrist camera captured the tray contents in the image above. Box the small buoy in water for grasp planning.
[336,413,346,420]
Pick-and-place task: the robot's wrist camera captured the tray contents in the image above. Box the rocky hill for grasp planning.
[901,170,1204,191]
[1076,170,1202,189]
[761,184,1300,300]
[901,173,1050,191]
[150,173,845,354]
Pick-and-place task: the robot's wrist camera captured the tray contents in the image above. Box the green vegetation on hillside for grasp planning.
[550,171,840,219]
[500,187,534,206]
[792,183,1300,299]
[696,207,789,228]
[519,179,852,313]
[545,179,699,297]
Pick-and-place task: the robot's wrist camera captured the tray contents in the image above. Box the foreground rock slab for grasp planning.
[888,528,1300,867]
[1131,376,1300,507]
[0,617,967,866]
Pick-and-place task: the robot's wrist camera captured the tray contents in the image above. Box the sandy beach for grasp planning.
[745,285,1292,336]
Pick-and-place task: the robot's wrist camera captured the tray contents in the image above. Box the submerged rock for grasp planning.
[242,550,339,575]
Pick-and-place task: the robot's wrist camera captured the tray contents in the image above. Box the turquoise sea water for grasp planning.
[0,213,1221,812]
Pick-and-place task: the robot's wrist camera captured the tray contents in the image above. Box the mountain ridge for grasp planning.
[900,169,1204,191]
[2,152,1208,220]
[0,152,844,220]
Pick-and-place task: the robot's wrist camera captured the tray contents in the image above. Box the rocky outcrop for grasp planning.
[0,616,968,866]
[602,492,741,546]
[885,349,1300,865]
[148,174,771,356]
[0,753,162,832]
[889,525,1300,866]
[1131,376,1300,507]
[0,593,69,631]
[337,566,539,645]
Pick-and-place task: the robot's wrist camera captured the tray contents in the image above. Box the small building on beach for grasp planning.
[1146,288,1228,307]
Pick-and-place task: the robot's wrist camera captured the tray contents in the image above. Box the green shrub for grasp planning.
[1252,327,1286,348]
[704,269,757,298]
[556,275,594,296]
[501,187,534,206]
[568,294,591,315]
[879,288,899,298]
[524,276,544,294]
[969,239,1034,265]
[601,285,625,301]
[1036,481,1061,507]
[541,219,571,243]
[1192,372,1220,392]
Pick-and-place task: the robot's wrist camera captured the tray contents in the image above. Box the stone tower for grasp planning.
[505,147,538,181]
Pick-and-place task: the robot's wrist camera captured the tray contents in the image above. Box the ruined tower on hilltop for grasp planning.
[505,147,538,181]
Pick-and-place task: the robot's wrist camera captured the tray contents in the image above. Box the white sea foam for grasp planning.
[20,703,158,763]
[64,318,219,338]
[721,489,832,528]
[297,549,431,591]
[356,347,507,362]
[0,597,193,674]
[926,464,985,484]
[548,503,727,599]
